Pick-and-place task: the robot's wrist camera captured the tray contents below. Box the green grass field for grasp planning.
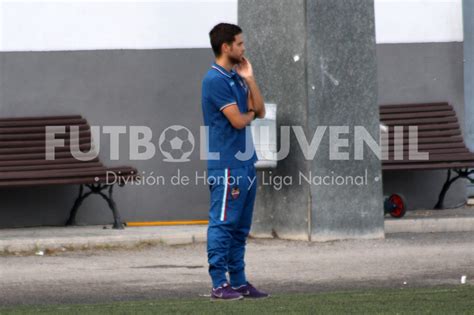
[1,285,473,314]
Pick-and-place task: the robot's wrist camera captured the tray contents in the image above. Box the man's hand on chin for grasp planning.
[235,57,254,80]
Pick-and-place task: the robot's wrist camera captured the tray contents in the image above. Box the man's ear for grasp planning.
[221,42,229,54]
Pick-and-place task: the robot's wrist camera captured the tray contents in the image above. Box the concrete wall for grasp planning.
[464,0,474,151]
[238,0,385,241]
[0,49,214,227]
[305,0,384,241]
[237,0,311,240]
[464,0,474,198]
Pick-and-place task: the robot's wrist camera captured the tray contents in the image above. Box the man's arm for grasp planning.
[221,104,256,130]
[246,77,265,119]
[237,57,266,119]
[208,77,255,129]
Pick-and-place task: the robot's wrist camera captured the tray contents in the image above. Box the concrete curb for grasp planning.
[2,214,474,255]
[385,217,474,234]
[0,226,207,255]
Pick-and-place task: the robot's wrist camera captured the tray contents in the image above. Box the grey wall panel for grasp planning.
[238,0,311,240]
[0,49,214,227]
[464,0,474,151]
[239,0,384,241]
[305,0,384,241]
[377,43,467,209]
[0,42,466,228]
[464,0,474,198]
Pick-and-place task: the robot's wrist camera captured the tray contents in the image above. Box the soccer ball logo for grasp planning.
[159,125,195,162]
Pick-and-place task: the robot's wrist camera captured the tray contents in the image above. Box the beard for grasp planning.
[228,55,242,65]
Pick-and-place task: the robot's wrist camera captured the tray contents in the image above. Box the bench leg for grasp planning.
[66,185,93,226]
[97,185,124,230]
[434,169,462,209]
[65,184,124,229]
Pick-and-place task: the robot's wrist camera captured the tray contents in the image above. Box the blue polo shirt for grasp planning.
[201,63,258,170]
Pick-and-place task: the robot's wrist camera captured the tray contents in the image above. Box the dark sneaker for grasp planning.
[210,283,243,302]
[232,282,270,299]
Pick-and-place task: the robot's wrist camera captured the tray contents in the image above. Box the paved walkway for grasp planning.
[0,231,472,306]
[1,207,473,255]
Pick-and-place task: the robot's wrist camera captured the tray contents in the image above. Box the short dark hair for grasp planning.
[209,23,242,57]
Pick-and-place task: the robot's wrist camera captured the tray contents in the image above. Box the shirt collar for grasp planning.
[211,62,236,78]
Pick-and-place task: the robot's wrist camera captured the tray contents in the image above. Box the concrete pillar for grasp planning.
[463,0,474,198]
[239,0,384,241]
[464,0,474,151]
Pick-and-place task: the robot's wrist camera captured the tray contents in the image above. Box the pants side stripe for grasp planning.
[220,168,229,221]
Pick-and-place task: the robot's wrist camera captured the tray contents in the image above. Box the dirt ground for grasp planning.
[0,231,473,306]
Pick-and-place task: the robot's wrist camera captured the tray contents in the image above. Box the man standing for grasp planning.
[201,23,268,301]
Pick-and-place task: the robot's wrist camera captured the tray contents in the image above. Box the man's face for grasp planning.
[224,33,245,64]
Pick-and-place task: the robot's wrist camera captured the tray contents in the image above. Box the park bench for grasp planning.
[0,115,138,229]
[380,102,474,211]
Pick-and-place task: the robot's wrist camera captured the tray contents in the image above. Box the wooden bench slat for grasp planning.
[0,130,91,141]
[0,118,88,128]
[0,167,109,180]
[382,142,466,151]
[383,161,474,171]
[0,124,89,135]
[0,151,98,161]
[383,153,474,164]
[382,135,464,145]
[0,169,138,188]
[0,144,93,155]
[382,116,458,126]
[416,122,460,131]
[380,105,451,114]
[0,162,103,172]
[0,157,100,167]
[379,102,449,109]
[380,110,455,120]
[0,167,136,181]
[0,115,82,122]
[0,137,92,148]
[384,129,461,139]
[382,148,470,155]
